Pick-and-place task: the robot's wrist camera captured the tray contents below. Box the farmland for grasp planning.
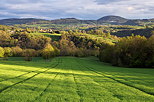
[0,57,154,102]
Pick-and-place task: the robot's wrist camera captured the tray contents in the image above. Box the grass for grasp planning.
[0,57,154,102]
[30,33,61,41]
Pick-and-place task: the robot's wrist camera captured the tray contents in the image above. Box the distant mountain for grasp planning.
[0,18,97,25]
[0,18,47,25]
[51,18,81,24]
[97,15,128,24]
[97,16,154,25]
[51,18,97,24]
[123,20,139,25]
[0,16,153,26]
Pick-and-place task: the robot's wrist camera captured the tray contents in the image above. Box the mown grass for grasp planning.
[0,57,154,102]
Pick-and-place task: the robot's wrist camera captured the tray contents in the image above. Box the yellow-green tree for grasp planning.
[42,43,55,59]
[4,47,12,57]
[0,47,4,58]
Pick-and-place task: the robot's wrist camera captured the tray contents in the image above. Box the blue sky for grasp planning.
[0,0,153,20]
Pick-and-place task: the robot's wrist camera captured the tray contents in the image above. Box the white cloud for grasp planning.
[0,0,154,19]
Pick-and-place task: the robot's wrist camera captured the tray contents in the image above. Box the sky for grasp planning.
[0,0,154,20]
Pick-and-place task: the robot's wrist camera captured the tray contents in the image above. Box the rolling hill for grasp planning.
[0,18,48,25]
[0,16,154,26]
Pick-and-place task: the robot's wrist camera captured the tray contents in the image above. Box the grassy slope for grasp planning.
[0,57,154,102]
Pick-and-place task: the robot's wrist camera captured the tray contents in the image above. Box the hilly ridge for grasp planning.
[0,18,48,25]
[0,15,154,26]
[98,15,128,24]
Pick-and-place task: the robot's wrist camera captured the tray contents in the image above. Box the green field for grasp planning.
[31,33,61,41]
[0,57,154,102]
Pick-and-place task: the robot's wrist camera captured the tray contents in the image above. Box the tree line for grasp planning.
[99,35,154,68]
[1,24,154,68]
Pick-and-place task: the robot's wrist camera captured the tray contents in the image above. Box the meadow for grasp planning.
[0,57,154,102]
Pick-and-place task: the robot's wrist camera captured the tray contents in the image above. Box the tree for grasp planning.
[106,32,111,38]
[42,43,55,59]
[59,38,69,55]
[99,44,115,63]
[0,30,16,47]
[11,46,23,57]
[0,47,4,58]
[99,35,152,67]
[4,47,12,57]
[22,49,36,61]
[145,35,154,67]
[112,35,147,67]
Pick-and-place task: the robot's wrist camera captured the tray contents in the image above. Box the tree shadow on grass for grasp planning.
[0,56,154,77]
[0,57,57,69]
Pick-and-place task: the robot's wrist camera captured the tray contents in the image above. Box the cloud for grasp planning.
[95,0,129,4]
[0,0,154,20]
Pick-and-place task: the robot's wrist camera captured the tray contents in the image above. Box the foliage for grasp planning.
[4,47,13,57]
[0,30,17,47]
[11,46,23,57]
[22,49,36,61]
[41,43,55,59]
[0,47,4,57]
[99,35,154,68]
[11,32,51,50]
[1,24,154,68]
[111,28,154,37]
